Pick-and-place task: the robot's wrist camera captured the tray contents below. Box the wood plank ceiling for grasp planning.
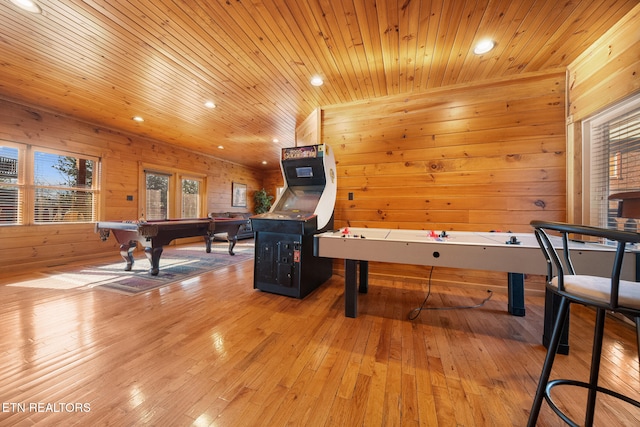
[0,0,636,169]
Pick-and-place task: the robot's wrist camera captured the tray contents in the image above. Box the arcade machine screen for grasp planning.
[273,186,323,214]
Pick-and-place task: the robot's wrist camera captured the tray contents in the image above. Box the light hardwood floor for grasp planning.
[0,246,638,426]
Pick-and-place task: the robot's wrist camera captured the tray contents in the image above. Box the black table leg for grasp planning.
[359,261,368,293]
[345,259,358,318]
[507,272,526,316]
[543,288,570,354]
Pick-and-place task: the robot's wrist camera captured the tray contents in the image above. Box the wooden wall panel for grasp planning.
[0,99,263,275]
[566,4,640,223]
[568,4,640,123]
[323,72,567,232]
[295,108,321,147]
[320,71,566,289]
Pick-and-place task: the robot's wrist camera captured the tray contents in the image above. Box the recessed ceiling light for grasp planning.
[132,116,144,122]
[310,76,324,87]
[218,145,224,149]
[10,0,41,13]
[272,138,279,143]
[473,39,495,55]
[262,161,268,165]
[204,100,216,109]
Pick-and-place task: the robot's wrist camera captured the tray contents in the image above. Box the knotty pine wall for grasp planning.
[566,3,640,224]
[0,99,264,275]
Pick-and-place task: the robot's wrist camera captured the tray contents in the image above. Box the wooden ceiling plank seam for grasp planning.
[0,69,251,146]
[376,0,400,95]
[424,0,461,88]
[445,0,491,86]
[350,0,387,98]
[141,0,297,115]
[57,0,271,133]
[309,0,363,101]
[503,0,588,74]
[325,0,375,99]
[456,0,512,83]
[489,0,572,77]
[214,0,336,122]
[532,0,625,69]
[281,1,348,107]
[272,0,345,107]
[439,0,482,88]
[388,0,402,95]
[162,2,305,134]
[83,0,241,102]
[163,0,273,92]
[0,17,212,125]
[414,2,442,92]
[475,0,541,81]
[342,0,383,99]
[397,0,422,94]
[75,1,226,108]
[289,0,358,106]
[244,0,342,111]
[531,0,636,71]
[0,6,172,93]
[367,0,394,96]
[111,0,296,139]
[0,50,203,128]
[423,0,457,90]
[226,0,330,109]
[352,0,386,98]
[453,0,492,84]
[131,0,302,148]
[559,0,640,67]
[286,0,351,104]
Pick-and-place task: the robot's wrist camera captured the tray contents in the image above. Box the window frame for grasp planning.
[582,92,640,228]
[139,162,207,220]
[0,141,100,226]
[179,174,205,218]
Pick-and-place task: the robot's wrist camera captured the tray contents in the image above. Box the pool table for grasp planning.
[95,217,248,275]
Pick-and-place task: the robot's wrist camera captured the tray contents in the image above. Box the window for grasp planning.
[0,145,21,224]
[145,171,170,220]
[0,142,99,225]
[34,150,96,223]
[141,165,206,220]
[181,177,202,218]
[584,93,640,229]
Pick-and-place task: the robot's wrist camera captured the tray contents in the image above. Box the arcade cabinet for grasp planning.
[251,144,337,298]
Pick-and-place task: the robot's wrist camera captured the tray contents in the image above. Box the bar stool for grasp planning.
[527,220,640,426]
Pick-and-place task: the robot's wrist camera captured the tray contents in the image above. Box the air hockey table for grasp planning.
[314,227,639,319]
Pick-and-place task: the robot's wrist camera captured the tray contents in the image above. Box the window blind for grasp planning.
[589,105,640,229]
[0,147,20,224]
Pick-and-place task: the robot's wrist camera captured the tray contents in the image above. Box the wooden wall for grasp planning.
[566,3,640,223]
[318,71,566,289]
[0,99,264,275]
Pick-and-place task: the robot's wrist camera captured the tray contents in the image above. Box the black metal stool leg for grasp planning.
[527,296,571,427]
[585,308,606,426]
[635,317,640,360]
